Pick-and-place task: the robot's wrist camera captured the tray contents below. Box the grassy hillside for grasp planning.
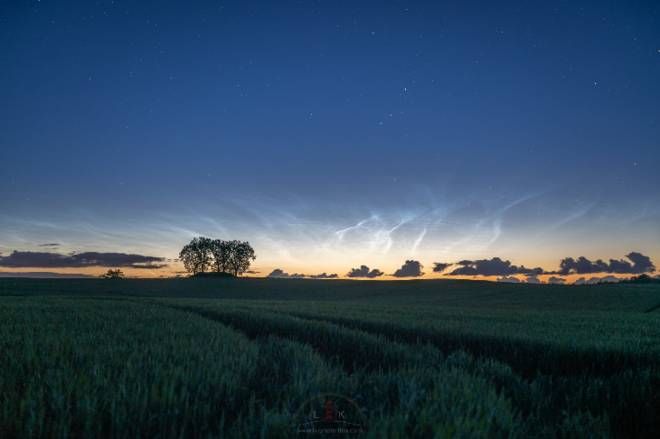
[1,278,659,437]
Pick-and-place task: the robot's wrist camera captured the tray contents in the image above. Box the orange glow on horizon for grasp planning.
[0,264,656,284]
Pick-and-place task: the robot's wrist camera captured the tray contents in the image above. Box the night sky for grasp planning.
[1,0,659,278]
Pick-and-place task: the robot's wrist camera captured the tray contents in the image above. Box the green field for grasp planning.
[1,278,659,438]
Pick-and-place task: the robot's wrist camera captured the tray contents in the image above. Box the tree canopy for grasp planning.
[179,237,256,276]
[179,237,213,275]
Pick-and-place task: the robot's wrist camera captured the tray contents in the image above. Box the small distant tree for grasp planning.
[179,237,213,275]
[101,269,124,279]
[210,239,233,273]
[227,240,256,276]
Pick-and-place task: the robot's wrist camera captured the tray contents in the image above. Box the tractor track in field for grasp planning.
[148,301,660,437]
[13,296,660,437]
[644,302,660,313]
[37,296,660,380]
[254,307,660,380]
[151,301,447,375]
[104,298,660,395]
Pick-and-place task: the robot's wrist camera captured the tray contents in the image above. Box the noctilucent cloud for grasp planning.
[1,1,659,277]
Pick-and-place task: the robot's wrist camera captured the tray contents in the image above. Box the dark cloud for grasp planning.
[309,272,338,279]
[0,251,167,269]
[393,260,424,277]
[432,262,451,273]
[346,265,384,278]
[625,252,655,273]
[558,252,655,275]
[38,243,60,248]
[547,276,566,285]
[558,257,608,275]
[0,271,94,278]
[607,258,633,273]
[267,269,305,278]
[447,257,543,276]
[497,276,520,283]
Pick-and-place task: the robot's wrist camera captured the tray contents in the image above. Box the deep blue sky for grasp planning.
[1,0,659,276]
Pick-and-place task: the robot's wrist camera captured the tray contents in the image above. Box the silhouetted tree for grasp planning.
[180,237,256,276]
[101,269,124,279]
[227,240,256,276]
[210,239,233,273]
[179,237,213,274]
